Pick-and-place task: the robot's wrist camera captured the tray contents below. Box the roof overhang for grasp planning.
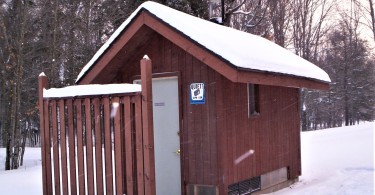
[77,8,329,90]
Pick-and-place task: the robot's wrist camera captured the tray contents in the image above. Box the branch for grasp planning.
[226,0,247,16]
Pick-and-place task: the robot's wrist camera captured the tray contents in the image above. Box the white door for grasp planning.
[135,77,182,195]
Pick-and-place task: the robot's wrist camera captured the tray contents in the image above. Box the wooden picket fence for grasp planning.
[38,58,156,195]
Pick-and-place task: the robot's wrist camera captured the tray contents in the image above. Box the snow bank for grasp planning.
[0,148,42,194]
[271,122,374,195]
[76,1,330,83]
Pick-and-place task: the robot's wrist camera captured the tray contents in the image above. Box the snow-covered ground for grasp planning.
[0,122,373,195]
[0,147,42,194]
[272,122,374,195]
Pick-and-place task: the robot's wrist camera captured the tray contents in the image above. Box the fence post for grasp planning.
[140,55,156,195]
[38,73,49,195]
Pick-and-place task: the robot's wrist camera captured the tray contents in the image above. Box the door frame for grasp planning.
[133,71,185,194]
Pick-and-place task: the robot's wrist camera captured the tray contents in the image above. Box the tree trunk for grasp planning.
[369,0,375,41]
[5,138,11,170]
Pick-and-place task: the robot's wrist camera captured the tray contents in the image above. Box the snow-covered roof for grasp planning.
[76,1,330,83]
[43,84,141,98]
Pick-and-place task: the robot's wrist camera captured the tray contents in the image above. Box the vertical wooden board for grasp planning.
[256,117,262,177]
[207,68,217,185]
[277,88,282,167]
[236,84,244,180]
[255,86,262,176]
[234,85,241,180]
[141,58,156,195]
[244,91,251,178]
[260,86,268,173]
[170,42,179,71]
[75,99,86,195]
[84,98,95,195]
[291,89,301,178]
[266,87,273,172]
[234,84,242,181]
[67,99,77,195]
[163,39,172,72]
[153,35,162,73]
[192,58,203,184]
[39,99,47,194]
[43,100,53,195]
[185,54,196,183]
[51,100,61,195]
[296,89,302,177]
[38,76,48,195]
[259,86,266,173]
[93,98,104,195]
[215,75,227,194]
[59,100,69,195]
[199,62,210,184]
[113,97,124,195]
[103,97,114,195]
[289,90,297,168]
[282,88,291,167]
[177,48,187,190]
[226,80,235,184]
[248,108,255,178]
[134,96,145,195]
[240,84,249,179]
[273,87,281,169]
[250,87,257,176]
[123,97,134,195]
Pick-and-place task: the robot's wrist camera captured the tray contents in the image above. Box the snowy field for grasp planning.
[273,122,374,195]
[0,122,373,195]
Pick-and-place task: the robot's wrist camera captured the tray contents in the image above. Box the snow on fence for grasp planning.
[38,57,156,195]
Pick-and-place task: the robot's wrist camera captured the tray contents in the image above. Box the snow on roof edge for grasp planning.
[76,1,331,84]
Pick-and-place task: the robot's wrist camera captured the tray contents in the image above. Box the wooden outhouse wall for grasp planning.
[104,30,301,194]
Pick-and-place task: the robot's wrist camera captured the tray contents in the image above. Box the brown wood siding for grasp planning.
[112,34,301,194]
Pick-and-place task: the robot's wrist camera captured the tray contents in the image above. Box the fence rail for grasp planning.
[38,57,156,195]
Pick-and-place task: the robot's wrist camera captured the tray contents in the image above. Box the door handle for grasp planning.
[174,149,181,155]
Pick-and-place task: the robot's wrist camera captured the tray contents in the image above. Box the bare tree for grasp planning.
[208,0,270,35]
[290,0,335,131]
[268,0,292,47]
[370,0,375,41]
[351,0,375,42]
[0,0,32,170]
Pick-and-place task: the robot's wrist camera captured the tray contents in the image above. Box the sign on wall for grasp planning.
[190,83,205,104]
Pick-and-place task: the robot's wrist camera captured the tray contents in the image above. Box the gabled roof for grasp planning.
[76,1,330,88]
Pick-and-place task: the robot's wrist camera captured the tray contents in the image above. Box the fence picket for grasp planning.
[84,98,95,195]
[43,100,53,195]
[67,99,77,195]
[113,97,124,195]
[59,99,69,195]
[75,99,86,195]
[51,100,61,195]
[123,96,134,195]
[103,97,114,195]
[134,96,145,195]
[93,98,104,194]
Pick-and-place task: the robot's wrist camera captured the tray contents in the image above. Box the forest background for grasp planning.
[0,0,374,170]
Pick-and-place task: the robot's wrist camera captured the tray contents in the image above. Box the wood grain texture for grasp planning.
[69,14,306,194]
[59,100,69,195]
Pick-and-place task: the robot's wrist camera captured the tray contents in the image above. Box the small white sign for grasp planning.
[190,83,205,104]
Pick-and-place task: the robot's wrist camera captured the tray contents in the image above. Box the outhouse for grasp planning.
[72,1,330,195]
